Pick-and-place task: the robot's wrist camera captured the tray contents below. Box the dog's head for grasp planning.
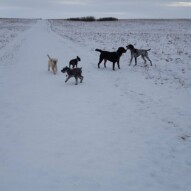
[52,59,58,65]
[117,47,127,55]
[126,44,134,50]
[77,56,81,62]
[61,66,69,73]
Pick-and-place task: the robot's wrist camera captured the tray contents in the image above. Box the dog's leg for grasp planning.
[134,57,137,66]
[129,56,133,66]
[117,61,120,69]
[65,76,71,83]
[53,64,57,74]
[103,59,107,68]
[55,64,57,73]
[75,76,78,85]
[79,75,83,83]
[141,55,147,65]
[98,57,104,68]
[146,56,152,66]
[112,62,115,70]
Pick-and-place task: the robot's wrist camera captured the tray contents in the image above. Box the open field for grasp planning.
[0,19,191,191]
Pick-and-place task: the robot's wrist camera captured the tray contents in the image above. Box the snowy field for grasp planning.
[0,19,191,191]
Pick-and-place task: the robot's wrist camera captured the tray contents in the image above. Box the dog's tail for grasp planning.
[147,49,151,51]
[95,49,103,53]
[47,54,51,60]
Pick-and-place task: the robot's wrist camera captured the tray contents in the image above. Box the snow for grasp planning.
[0,19,191,191]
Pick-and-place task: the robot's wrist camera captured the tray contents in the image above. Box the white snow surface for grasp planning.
[0,19,191,191]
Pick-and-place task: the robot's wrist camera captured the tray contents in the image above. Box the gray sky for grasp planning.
[0,0,191,19]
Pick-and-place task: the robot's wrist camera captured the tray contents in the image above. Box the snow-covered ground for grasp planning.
[0,19,191,191]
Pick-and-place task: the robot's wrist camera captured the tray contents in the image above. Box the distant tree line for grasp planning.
[97,17,118,21]
[66,16,118,22]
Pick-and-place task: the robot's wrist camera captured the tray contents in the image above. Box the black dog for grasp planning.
[69,56,81,69]
[95,47,126,70]
[61,66,83,85]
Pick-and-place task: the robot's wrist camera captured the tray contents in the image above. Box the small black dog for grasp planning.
[61,66,83,85]
[69,56,81,69]
[95,47,126,70]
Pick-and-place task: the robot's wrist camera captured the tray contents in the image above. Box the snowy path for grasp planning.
[0,20,191,191]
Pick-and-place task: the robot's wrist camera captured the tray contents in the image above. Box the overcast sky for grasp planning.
[0,0,191,19]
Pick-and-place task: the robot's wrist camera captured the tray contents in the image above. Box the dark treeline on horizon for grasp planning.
[66,16,118,22]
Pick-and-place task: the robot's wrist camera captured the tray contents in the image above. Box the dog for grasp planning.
[126,44,152,66]
[95,47,127,70]
[61,66,84,85]
[47,54,58,74]
[69,56,81,69]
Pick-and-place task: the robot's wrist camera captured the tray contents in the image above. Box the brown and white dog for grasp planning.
[47,54,58,74]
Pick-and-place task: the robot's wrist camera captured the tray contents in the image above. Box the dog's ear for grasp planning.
[77,56,81,61]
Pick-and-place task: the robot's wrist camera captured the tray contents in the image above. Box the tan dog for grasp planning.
[47,54,58,74]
